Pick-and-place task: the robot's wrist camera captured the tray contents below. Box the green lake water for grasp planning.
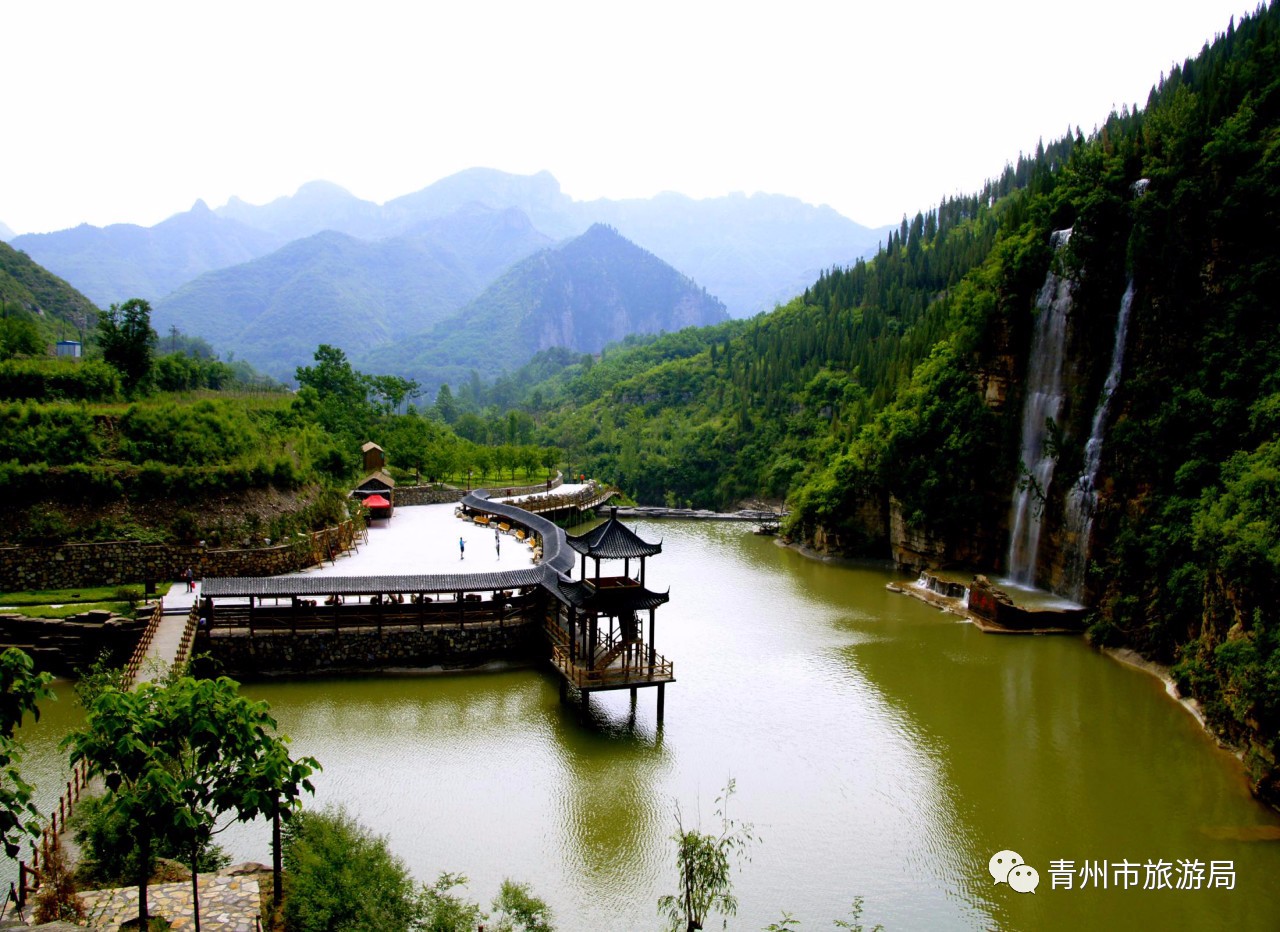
[14,519,1280,929]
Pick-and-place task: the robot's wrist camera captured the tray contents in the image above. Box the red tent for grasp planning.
[362,494,391,508]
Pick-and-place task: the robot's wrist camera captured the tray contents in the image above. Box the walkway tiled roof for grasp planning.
[203,569,544,598]
[567,508,661,559]
[463,489,576,575]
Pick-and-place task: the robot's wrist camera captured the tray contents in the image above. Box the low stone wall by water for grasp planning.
[199,619,542,677]
[0,611,148,675]
[0,521,359,591]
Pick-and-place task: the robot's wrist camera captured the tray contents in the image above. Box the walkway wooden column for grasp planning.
[656,683,665,724]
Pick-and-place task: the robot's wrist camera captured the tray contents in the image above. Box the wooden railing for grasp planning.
[513,482,616,517]
[122,599,165,686]
[18,598,165,907]
[550,643,674,689]
[173,606,199,670]
[17,757,91,909]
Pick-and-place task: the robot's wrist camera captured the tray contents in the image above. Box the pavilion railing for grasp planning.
[550,643,673,689]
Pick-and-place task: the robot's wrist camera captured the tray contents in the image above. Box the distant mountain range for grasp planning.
[17,169,888,317]
[152,205,551,380]
[13,168,889,385]
[359,224,728,388]
[12,202,282,306]
[0,221,14,242]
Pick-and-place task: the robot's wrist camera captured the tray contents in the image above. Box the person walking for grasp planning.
[184,566,194,592]
[459,536,465,560]
[495,527,501,559]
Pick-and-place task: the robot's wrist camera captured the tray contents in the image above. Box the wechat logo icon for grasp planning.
[989,849,1040,894]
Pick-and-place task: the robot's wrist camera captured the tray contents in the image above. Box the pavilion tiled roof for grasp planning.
[553,577,670,612]
[566,508,661,559]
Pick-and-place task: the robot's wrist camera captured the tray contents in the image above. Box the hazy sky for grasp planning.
[4,0,1254,235]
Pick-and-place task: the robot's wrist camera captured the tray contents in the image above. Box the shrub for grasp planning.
[282,805,426,932]
[32,843,87,924]
[72,795,229,888]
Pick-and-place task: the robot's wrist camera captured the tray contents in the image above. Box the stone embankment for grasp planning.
[0,609,148,675]
[611,505,786,522]
[205,618,541,677]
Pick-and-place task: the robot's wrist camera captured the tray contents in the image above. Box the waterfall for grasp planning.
[1006,229,1074,586]
[1061,279,1135,600]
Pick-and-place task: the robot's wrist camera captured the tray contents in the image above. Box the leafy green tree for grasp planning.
[658,780,756,932]
[0,647,54,858]
[98,298,157,393]
[491,879,555,932]
[540,446,560,480]
[295,345,373,438]
[434,383,458,425]
[65,676,317,930]
[0,317,43,359]
[419,872,485,931]
[494,444,516,482]
[371,375,421,415]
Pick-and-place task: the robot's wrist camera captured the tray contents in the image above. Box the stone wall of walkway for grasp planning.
[394,473,562,507]
[393,486,466,506]
[0,521,359,591]
[200,619,543,676]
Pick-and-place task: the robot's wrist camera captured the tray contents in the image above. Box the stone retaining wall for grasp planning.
[0,611,148,675]
[0,521,359,591]
[393,486,466,506]
[199,619,542,677]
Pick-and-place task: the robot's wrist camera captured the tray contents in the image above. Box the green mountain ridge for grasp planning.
[506,5,1280,801]
[0,239,100,341]
[152,206,553,381]
[359,224,728,390]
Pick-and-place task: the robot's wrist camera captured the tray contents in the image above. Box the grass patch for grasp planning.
[0,583,171,605]
[1,601,132,619]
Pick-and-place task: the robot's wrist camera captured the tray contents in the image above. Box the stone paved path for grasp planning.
[77,873,260,931]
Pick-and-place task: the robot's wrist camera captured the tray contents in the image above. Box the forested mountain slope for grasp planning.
[152,207,552,380]
[360,224,728,390]
[518,5,1280,801]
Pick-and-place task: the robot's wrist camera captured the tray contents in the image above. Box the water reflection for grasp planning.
[8,520,1280,930]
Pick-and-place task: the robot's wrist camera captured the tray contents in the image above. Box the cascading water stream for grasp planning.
[1061,279,1135,601]
[1006,229,1073,586]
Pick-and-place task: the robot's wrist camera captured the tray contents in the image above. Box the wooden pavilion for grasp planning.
[546,507,673,720]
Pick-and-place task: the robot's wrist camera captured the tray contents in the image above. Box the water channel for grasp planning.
[17,516,1280,929]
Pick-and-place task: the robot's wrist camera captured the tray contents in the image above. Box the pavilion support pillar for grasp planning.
[249,596,255,639]
[569,607,578,664]
[630,687,637,705]
[656,683,665,725]
[579,687,589,715]
[648,609,656,667]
